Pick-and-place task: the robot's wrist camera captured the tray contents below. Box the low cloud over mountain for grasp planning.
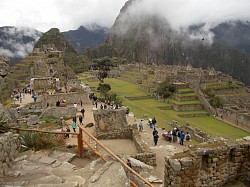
[0,26,42,64]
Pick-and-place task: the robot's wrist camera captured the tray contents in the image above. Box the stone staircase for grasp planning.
[2,150,130,187]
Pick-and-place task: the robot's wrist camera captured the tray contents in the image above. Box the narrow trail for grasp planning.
[17,92,189,183]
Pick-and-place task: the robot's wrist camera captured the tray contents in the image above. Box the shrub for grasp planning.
[20,132,65,151]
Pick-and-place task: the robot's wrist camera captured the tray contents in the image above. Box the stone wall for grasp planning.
[217,108,250,131]
[164,141,250,187]
[171,103,203,111]
[132,125,157,166]
[93,107,128,136]
[39,106,77,119]
[168,121,212,143]
[0,132,20,183]
[174,95,197,102]
[41,92,89,108]
[93,109,157,166]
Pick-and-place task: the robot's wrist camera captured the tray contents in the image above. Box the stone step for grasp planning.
[3,150,130,187]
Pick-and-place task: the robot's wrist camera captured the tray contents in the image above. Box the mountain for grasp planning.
[212,21,250,56]
[63,25,109,53]
[106,0,250,85]
[34,28,88,73]
[0,26,42,66]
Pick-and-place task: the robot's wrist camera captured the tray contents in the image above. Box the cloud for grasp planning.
[0,0,127,32]
[127,0,250,29]
[115,0,250,44]
[0,27,42,58]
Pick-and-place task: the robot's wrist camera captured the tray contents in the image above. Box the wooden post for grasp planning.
[77,129,83,158]
[78,125,154,187]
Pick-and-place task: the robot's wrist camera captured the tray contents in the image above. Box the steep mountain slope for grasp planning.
[34,28,88,73]
[212,21,250,56]
[106,0,250,85]
[63,25,108,53]
[0,26,42,66]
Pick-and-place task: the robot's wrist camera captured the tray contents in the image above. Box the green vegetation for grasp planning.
[34,28,89,73]
[156,80,176,101]
[169,99,201,105]
[20,132,65,151]
[209,96,223,108]
[81,75,250,139]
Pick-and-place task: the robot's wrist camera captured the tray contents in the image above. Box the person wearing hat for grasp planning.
[138,119,144,132]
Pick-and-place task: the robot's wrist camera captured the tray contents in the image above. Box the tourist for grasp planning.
[100,104,103,109]
[180,131,185,146]
[152,128,158,137]
[152,117,157,129]
[148,118,153,128]
[65,127,70,138]
[80,100,83,107]
[73,116,76,123]
[56,100,60,107]
[153,130,159,146]
[186,132,191,141]
[95,100,98,108]
[61,127,65,138]
[79,115,83,125]
[127,159,132,168]
[177,128,181,143]
[72,121,77,134]
[80,108,85,117]
[168,131,172,143]
[73,103,77,108]
[172,128,177,143]
[138,119,143,132]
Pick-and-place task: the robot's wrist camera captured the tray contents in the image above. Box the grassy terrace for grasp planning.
[169,99,201,105]
[79,74,250,139]
[174,93,197,97]
[177,88,193,94]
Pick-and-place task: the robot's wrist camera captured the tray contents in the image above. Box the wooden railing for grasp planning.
[10,126,154,186]
[9,127,82,158]
[78,125,154,187]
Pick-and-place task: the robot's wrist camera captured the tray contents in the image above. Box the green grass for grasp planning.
[174,93,197,97]
[80,74,250,139]
[169,99,201,105]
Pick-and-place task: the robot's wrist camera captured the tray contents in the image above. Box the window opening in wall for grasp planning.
[202,155,209,170]
[229,148,235,162]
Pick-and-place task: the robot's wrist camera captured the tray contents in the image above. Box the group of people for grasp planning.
[163,127,191,145]
[61,126,71,138]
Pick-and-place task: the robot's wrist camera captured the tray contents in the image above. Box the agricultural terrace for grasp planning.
[79,73,250,140]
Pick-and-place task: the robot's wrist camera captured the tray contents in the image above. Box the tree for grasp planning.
[156,80,176,101]
[209,96,223,108]
[91,56,114,82]
[97,83,111,100]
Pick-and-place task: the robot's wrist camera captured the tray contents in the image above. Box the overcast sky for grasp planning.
[0,0,250,32]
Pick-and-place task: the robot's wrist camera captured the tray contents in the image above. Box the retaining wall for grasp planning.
[164,141,250,187]
[217,108,250,131]
[0,132,20,183]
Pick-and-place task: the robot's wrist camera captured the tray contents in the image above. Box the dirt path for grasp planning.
[19,93,188,182]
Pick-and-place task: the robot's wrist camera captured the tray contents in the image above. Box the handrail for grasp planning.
[9,127,78,135]
[9,127,83,157]
[78,125,154,187]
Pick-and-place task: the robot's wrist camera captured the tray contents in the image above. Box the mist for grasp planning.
[117,0,250,44]
[0,27,42,58]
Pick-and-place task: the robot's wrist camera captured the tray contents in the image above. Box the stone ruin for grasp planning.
[93,107,157,166]
[30,77,60,91]
[0,55,10,96]
[164,141,250,187]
